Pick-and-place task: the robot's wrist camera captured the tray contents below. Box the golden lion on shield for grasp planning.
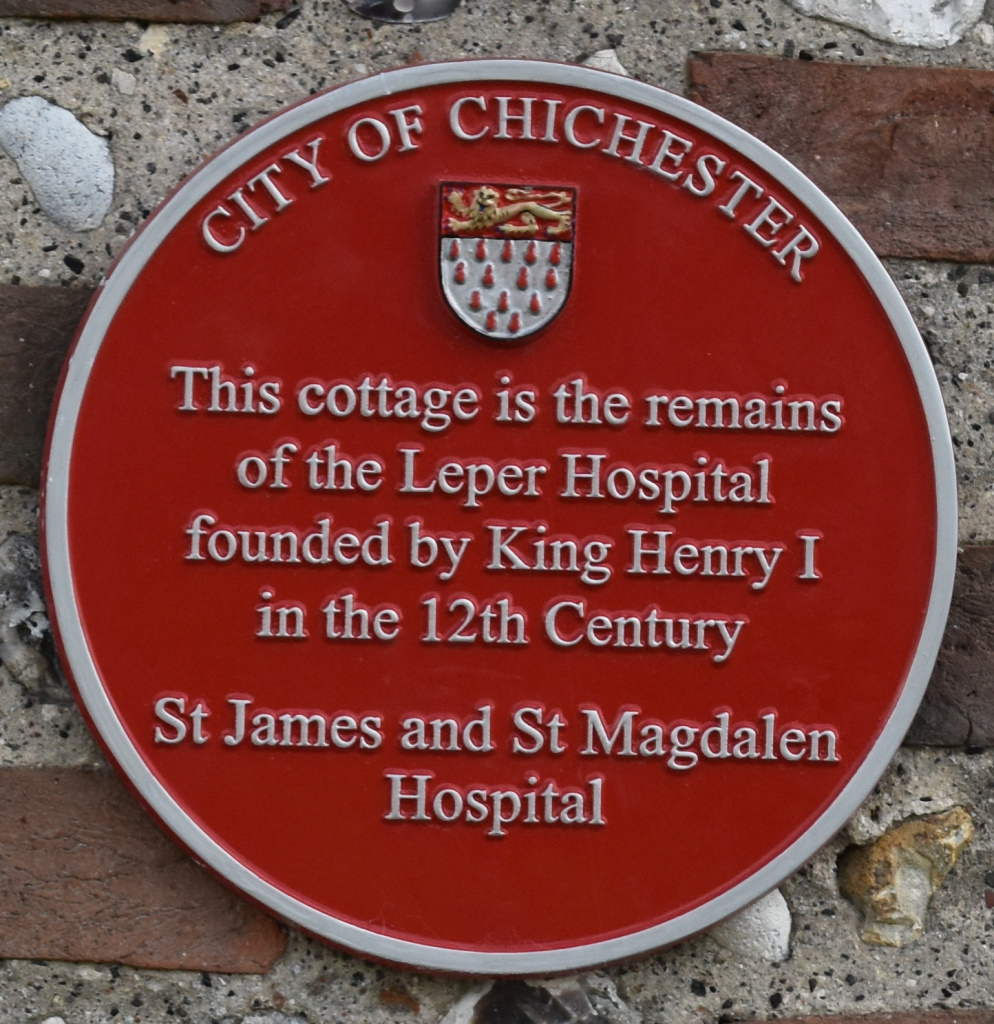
[445,185,573,237]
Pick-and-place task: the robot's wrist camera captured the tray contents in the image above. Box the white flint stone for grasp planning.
[708,889,791,963]
[138,23,170,55]
[438,976,639,1024]
[582,49,632,76]
[242,1016,309,1024]
[0,96,114,230]
[839,807,974,947]
[973,20,994,44]
[439,984,493,1024]
[111,69,137,95]
[787,0,985,47]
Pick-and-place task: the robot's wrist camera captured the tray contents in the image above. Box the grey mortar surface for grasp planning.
[2,1,994,1021]
[889,260,994,543]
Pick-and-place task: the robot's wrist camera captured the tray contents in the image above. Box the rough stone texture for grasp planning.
[0,531,59,702]
[887,260,994,545]
[0,486,99,768]
[438,975,640,1024]
[237,1016,308,1024]
[769,1016,994,1024]
[844,754,977,849]
[707,889,792,963]
[787,0,985,48]
[0,0,291,21]
[908,546,994,747]
[612,748,994,1020]
[839,807,975,946]
[688,54,994,261]
[0,98,113,231]
[0,766,287,971]
[581,48,632,76]
[0,286,92,486]
[343,0,461,24]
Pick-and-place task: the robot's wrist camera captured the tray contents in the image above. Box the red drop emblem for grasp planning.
[482,264,494,287]
[454,262,466,285]
[550,242,561,266]
[517,267,529,290]
[475,239,487,261]
[525,241,537,265]
[449,239,460,260]
[546,268,558,290]
[484,310,497,331]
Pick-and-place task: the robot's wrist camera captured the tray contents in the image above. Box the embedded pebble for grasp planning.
[438,976,638,1024]
[839,806,974,946]
[582,48,631,76]
[344,0,461,22]
[974,21,994,44]
[0,96,114,230]
[111,69,137,95]
[242,1016,309,1024]
[138,24,170,55]
[439,985,491,1024]
[708,888,792,963]
[0,532,57,702]
[787,0,985,46]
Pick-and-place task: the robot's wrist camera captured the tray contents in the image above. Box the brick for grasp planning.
[0,0,291,22]
[0,286,93,487]
[687,54,994,261]
[907,546,994,746]
[0,767,286,971]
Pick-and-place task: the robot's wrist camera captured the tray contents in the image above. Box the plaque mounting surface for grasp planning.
[43,60,956,974]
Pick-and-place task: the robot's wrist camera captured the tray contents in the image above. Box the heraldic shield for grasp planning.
[440,183,576,341]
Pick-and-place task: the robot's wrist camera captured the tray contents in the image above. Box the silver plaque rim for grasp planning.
[44,59,958,975]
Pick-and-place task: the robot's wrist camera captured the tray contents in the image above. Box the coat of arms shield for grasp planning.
[440,183,576,341]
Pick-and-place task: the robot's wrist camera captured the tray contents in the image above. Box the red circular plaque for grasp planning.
[44,61,956,973]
